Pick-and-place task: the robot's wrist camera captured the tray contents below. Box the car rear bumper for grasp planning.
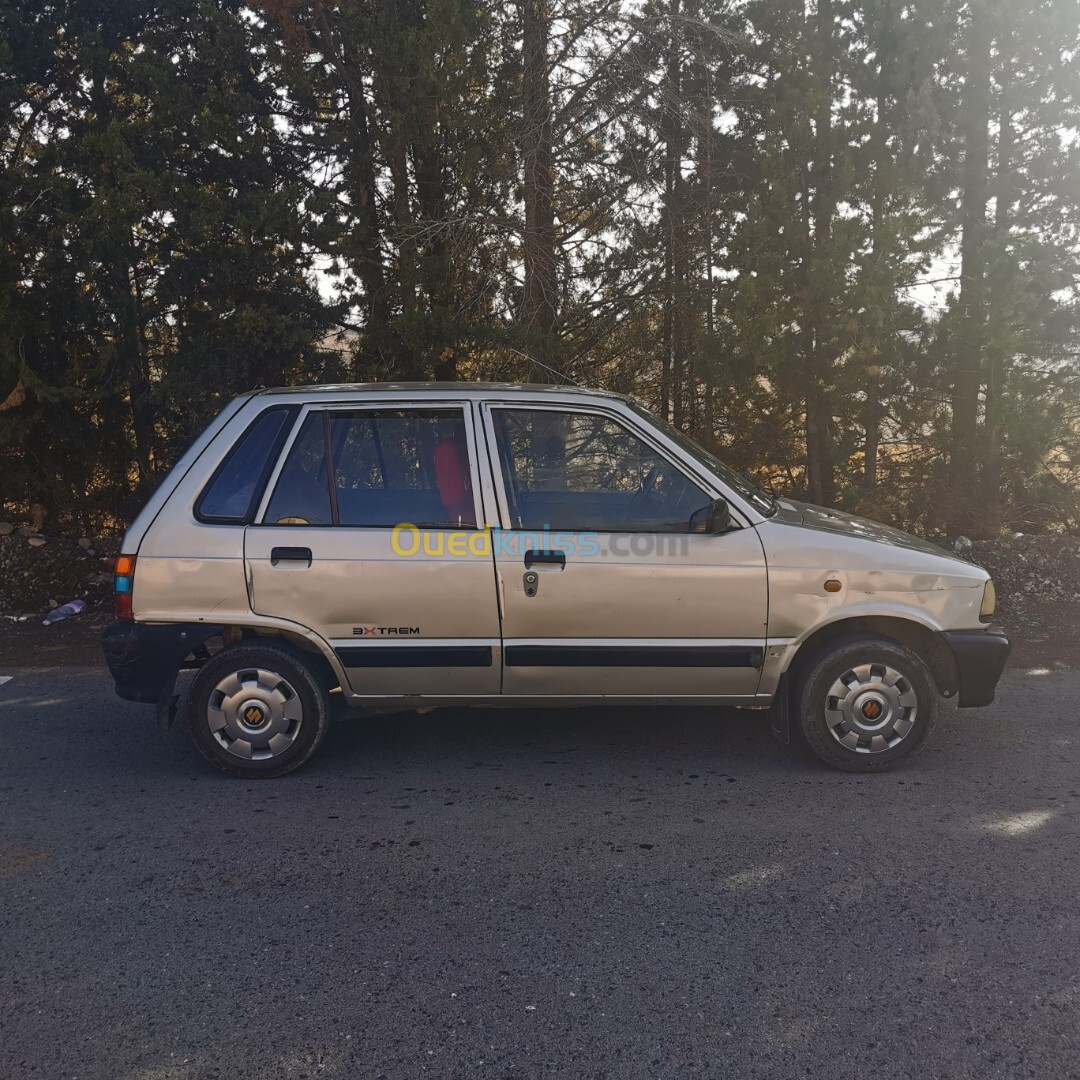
[102,621,221,703]
[941,628,1011,708]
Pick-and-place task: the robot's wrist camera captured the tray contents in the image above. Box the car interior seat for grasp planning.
[434,423,476,526]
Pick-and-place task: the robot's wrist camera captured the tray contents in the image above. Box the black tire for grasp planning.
[187,640,330,778]
[793,635,941,773]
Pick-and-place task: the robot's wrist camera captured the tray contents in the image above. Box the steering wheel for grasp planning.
[638,465,661,498]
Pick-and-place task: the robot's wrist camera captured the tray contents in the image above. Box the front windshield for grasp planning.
[627,401,777,516]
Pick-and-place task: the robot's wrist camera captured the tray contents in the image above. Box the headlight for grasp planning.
[980,579,997,622]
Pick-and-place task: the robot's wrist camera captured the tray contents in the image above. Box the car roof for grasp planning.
[251,381,633,404]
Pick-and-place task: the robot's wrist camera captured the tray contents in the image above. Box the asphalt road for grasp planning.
[2,665,1079,1080]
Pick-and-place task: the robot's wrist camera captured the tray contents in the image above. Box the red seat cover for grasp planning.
[434,428,475,525]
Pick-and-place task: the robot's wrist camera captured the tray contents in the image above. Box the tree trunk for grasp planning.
[520,0,560,381]
[671,154,690,430]
[981,26,1012,537]
[863,378,881,490]
[658,0,682,420]
[415,126,454,380]
[118,258,156,487]
[342,74,391,355]
[310,5,392,362]
[947,0,993,538]
[863,0,892,494]
[702,66,716,446]
[90,68,155,488]
[387,139,418,317]
[805,0,836,507]
[805,367,835,504]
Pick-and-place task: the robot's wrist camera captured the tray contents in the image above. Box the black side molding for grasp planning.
[504,644,764,668]
[941,629,1011,707]
[336,645,493,669]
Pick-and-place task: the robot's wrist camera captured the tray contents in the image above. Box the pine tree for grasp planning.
[0,1,335,528]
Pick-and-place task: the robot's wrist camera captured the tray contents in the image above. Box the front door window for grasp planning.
[492,408,710,532]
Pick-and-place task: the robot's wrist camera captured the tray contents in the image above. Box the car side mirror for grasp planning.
[705,497,731,534]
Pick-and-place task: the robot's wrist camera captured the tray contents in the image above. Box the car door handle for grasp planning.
[271,546,312,566]
[524,550,565,569]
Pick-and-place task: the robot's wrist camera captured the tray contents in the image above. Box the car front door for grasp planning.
[484,403,769,701]
[245,402,501,699]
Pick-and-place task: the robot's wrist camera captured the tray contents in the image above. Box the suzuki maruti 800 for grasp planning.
[103,384,1009,777]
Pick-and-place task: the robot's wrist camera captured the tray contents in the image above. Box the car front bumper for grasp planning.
[102,621,222,704]
[941,628,1011,708]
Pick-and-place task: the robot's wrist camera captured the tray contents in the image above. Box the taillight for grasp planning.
[114,554,136,621]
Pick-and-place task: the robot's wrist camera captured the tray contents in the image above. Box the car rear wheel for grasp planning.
[794,635,941,772]
[187,641,330,778]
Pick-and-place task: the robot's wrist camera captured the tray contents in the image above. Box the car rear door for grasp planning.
[483,401,769,702]
[245,401,501,698]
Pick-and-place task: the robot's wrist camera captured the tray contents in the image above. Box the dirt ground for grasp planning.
[1,610,116,667]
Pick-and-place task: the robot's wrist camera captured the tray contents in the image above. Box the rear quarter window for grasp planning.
[194,406,297,524]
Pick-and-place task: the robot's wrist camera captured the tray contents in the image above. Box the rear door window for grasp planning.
[263,408,476,528]
[263,413,334,525]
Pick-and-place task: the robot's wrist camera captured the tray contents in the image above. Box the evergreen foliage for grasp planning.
[2,0,1079,537]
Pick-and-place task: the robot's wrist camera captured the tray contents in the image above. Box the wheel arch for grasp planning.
[212,624,342,693]
[162,621,342,696]
[784,616,959,700]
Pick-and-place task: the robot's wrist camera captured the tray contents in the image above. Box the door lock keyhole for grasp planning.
[523,570,539,597]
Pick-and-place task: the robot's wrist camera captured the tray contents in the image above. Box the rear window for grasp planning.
[195,407,295,524]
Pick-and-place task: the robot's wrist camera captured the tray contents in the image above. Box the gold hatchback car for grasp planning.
[103,383,1009,777]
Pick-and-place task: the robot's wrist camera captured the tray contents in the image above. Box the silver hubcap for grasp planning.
[208,668,303,761]
[824,662,918,754]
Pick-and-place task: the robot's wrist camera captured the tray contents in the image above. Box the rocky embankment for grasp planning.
[968,534,1080,622]
[0,524,120,618]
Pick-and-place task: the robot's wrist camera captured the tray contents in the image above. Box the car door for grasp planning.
[483,402,769,701]
[245,401,501,698]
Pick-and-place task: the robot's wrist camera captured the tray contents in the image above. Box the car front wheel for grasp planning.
[794,635,941,772]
